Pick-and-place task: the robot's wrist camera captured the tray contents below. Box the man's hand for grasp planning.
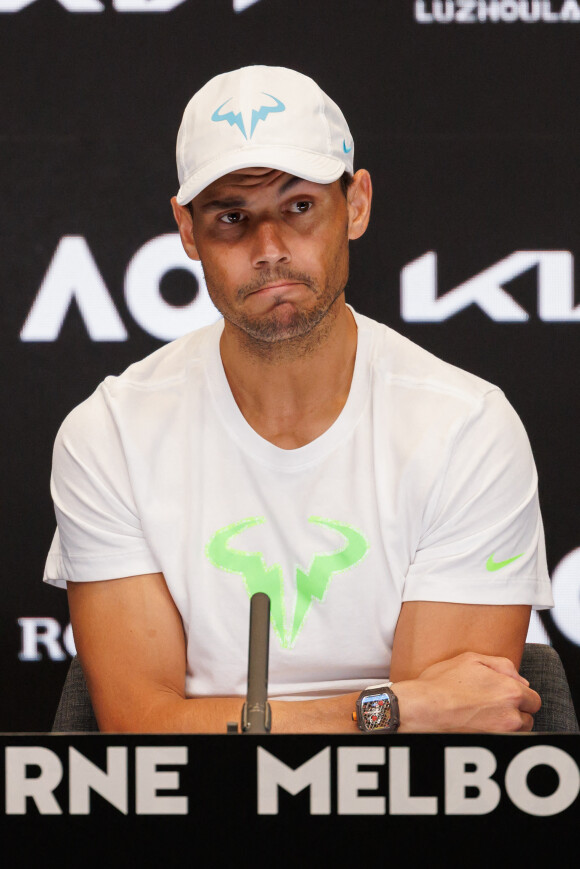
[387,600,538,732]
[393,651,541,732]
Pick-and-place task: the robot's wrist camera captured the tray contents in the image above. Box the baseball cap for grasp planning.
[176,65,354,205]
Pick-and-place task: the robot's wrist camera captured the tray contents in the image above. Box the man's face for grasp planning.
[173,168,363,344]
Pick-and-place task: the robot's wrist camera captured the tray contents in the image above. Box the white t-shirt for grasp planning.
[44,311,553,700]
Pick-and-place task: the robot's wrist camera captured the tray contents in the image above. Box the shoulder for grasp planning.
[354,310,498,410]
[352,310,530,465]
[104,319,222,395]
[55,320,223,457]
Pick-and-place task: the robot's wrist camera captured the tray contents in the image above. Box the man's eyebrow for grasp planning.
[279,175,303,194]
[199,177,309,212]
[200,197,247,212]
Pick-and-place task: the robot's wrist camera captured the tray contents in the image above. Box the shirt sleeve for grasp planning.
[403,388,553,610]
[43,384,161,589]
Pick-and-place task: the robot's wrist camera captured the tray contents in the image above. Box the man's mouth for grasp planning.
[250,280,302,294]
[236,271,315,300]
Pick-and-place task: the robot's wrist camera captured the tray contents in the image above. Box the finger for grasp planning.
[518,712,535,732]
[519,686,542,715]
[478,654,527,682]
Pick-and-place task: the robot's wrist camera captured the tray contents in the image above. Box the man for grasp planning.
[44,65,553,733]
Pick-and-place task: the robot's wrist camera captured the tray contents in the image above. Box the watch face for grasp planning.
[360,692,392,731]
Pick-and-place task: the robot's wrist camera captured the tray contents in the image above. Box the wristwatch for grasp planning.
[354,682,400,733]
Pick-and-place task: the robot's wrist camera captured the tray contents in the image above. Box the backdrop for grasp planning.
[1,0,579,730]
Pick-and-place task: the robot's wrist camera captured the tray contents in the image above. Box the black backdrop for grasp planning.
[1,0,579,731]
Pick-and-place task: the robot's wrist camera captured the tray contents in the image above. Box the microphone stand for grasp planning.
[235,592,272,734]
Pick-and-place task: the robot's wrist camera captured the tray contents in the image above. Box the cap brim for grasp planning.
[176,146,348,205]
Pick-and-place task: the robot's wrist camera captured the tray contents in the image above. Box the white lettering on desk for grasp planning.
[4,746,188,815]
[257,744,580,817]
[257,746,331,814]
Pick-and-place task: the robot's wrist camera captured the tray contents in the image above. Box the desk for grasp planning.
[2,733,578,864]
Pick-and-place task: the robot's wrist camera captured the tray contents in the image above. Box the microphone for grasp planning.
[240,592,272,734]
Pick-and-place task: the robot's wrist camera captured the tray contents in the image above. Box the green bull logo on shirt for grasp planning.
[206,517,369,648]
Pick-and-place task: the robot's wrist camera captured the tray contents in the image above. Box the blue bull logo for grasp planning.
[211,93,286,140]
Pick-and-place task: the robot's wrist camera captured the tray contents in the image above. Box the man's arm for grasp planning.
[69,576,539,733]
[68,573,358,733]
[389,600,539,732]
[68,573,246,733]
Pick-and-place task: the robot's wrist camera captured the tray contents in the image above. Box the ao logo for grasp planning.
[20,235,222,343]
[401,250,579,322]
[0,0,261,12]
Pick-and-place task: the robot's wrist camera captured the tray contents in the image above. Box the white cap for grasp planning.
[176,65,354,205]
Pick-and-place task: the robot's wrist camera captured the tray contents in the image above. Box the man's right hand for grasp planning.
[393,651,541,733]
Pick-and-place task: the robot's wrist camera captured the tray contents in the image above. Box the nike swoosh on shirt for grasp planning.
[486,553,524,572]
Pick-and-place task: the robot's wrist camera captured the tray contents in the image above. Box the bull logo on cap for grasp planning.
[211,92,285,140]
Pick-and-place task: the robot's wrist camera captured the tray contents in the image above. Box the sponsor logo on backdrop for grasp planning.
[0,0,261,13]
[401,250,578,322]
[20,241,578,341]
[20,234,222,343]
[18,617,76,661]
[415,0,580,22]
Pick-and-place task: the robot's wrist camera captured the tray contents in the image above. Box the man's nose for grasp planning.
[251,219,291,267]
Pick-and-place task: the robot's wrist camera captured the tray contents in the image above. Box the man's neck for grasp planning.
[219,300,358,449]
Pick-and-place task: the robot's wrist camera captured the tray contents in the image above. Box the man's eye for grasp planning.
[290,200,312,213]
[219,212,244,224]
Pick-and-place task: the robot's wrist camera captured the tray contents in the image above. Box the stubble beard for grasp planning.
[205,257,350,358]
[207,267,348,359]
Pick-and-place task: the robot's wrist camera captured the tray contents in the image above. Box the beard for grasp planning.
[205,259,349,346]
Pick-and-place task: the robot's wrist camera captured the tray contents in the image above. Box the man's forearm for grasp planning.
[96,691,360,734]
[95,653,540,734]
[269,693,360,733]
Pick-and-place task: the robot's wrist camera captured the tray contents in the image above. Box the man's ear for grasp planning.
[346,169,372,241]
[171,196,201,261]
